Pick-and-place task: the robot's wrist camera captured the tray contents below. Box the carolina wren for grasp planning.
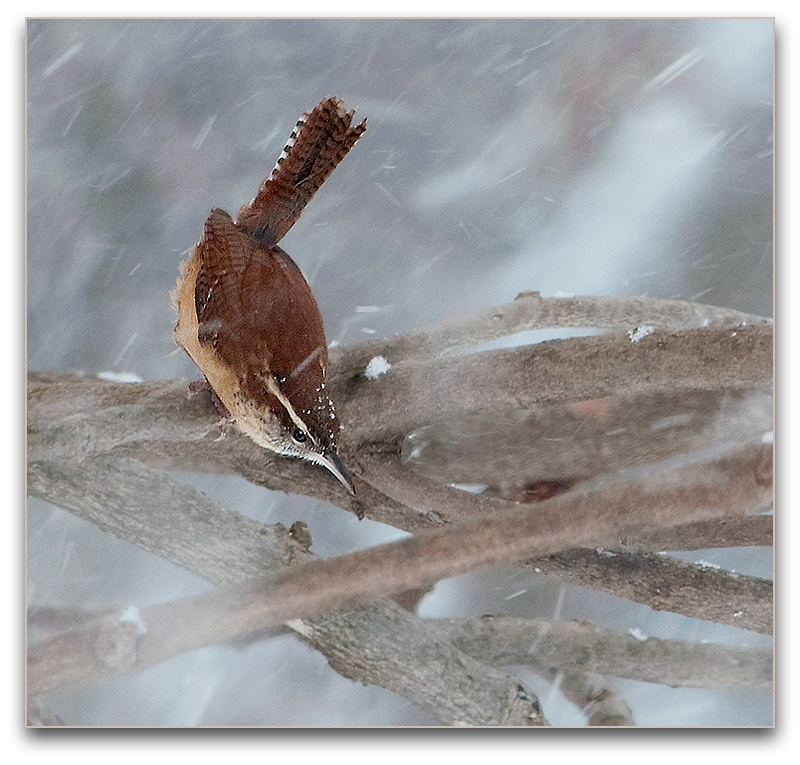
[172,97,366,495]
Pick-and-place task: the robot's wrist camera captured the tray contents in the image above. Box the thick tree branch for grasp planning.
[331,324,772,449]
[31,606,770,700]
[332,291,770,372]
[400,389,772,489]
[28,308,772,529]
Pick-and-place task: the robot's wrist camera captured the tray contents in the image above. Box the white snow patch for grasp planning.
[286,619,315,638]
[119,605,147,635]
[97,370,143,383]
[596,548,618,558]
[364,355,391,380]
[628,325,654,343]
[627,627,649,642]
[450,483,488,495]
[694,559,721,570]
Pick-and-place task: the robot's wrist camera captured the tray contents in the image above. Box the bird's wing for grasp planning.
[192,208,337,443]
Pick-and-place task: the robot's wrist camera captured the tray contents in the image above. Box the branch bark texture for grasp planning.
[27,294,773,724]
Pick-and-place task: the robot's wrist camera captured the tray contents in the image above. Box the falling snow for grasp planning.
[646,48,707,92]
[27,17,773,727]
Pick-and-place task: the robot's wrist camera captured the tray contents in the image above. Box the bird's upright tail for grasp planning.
[236,96,367,244]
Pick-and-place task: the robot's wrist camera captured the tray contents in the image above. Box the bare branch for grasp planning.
[28,320,772,529]
[31,601,771,705]
[28,456,301,584]
[614,515,773,552]
[29,356,772,628]
[400,389,772,489]
[434,617,772,690]
[531,549,772,633]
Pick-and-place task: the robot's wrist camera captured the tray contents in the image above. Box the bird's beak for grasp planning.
[317,449,356,495]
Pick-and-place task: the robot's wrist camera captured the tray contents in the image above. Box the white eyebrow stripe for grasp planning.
[262,373,312,438]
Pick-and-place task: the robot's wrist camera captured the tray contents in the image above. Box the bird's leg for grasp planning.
[188,378,233,438]
[187,378,212,396]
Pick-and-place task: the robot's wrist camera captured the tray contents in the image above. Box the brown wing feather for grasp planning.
[193,208,252,364]
[235,96,366,244]
[193,208,338,445]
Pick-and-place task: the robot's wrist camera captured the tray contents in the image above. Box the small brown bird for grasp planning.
[172,97,366,494]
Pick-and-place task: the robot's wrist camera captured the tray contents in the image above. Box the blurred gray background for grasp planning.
[27,18,773,726]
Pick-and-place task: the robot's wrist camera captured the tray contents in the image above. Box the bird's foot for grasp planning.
[188,378,232,438]
[214,413,233,440]
[187,378,212,396]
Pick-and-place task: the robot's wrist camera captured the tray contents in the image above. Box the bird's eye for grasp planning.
[292,428,307,443]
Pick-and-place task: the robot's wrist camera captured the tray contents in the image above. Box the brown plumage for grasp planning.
[173,97,366,494]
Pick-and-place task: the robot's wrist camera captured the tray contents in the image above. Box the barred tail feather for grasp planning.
[236,96,366,244]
